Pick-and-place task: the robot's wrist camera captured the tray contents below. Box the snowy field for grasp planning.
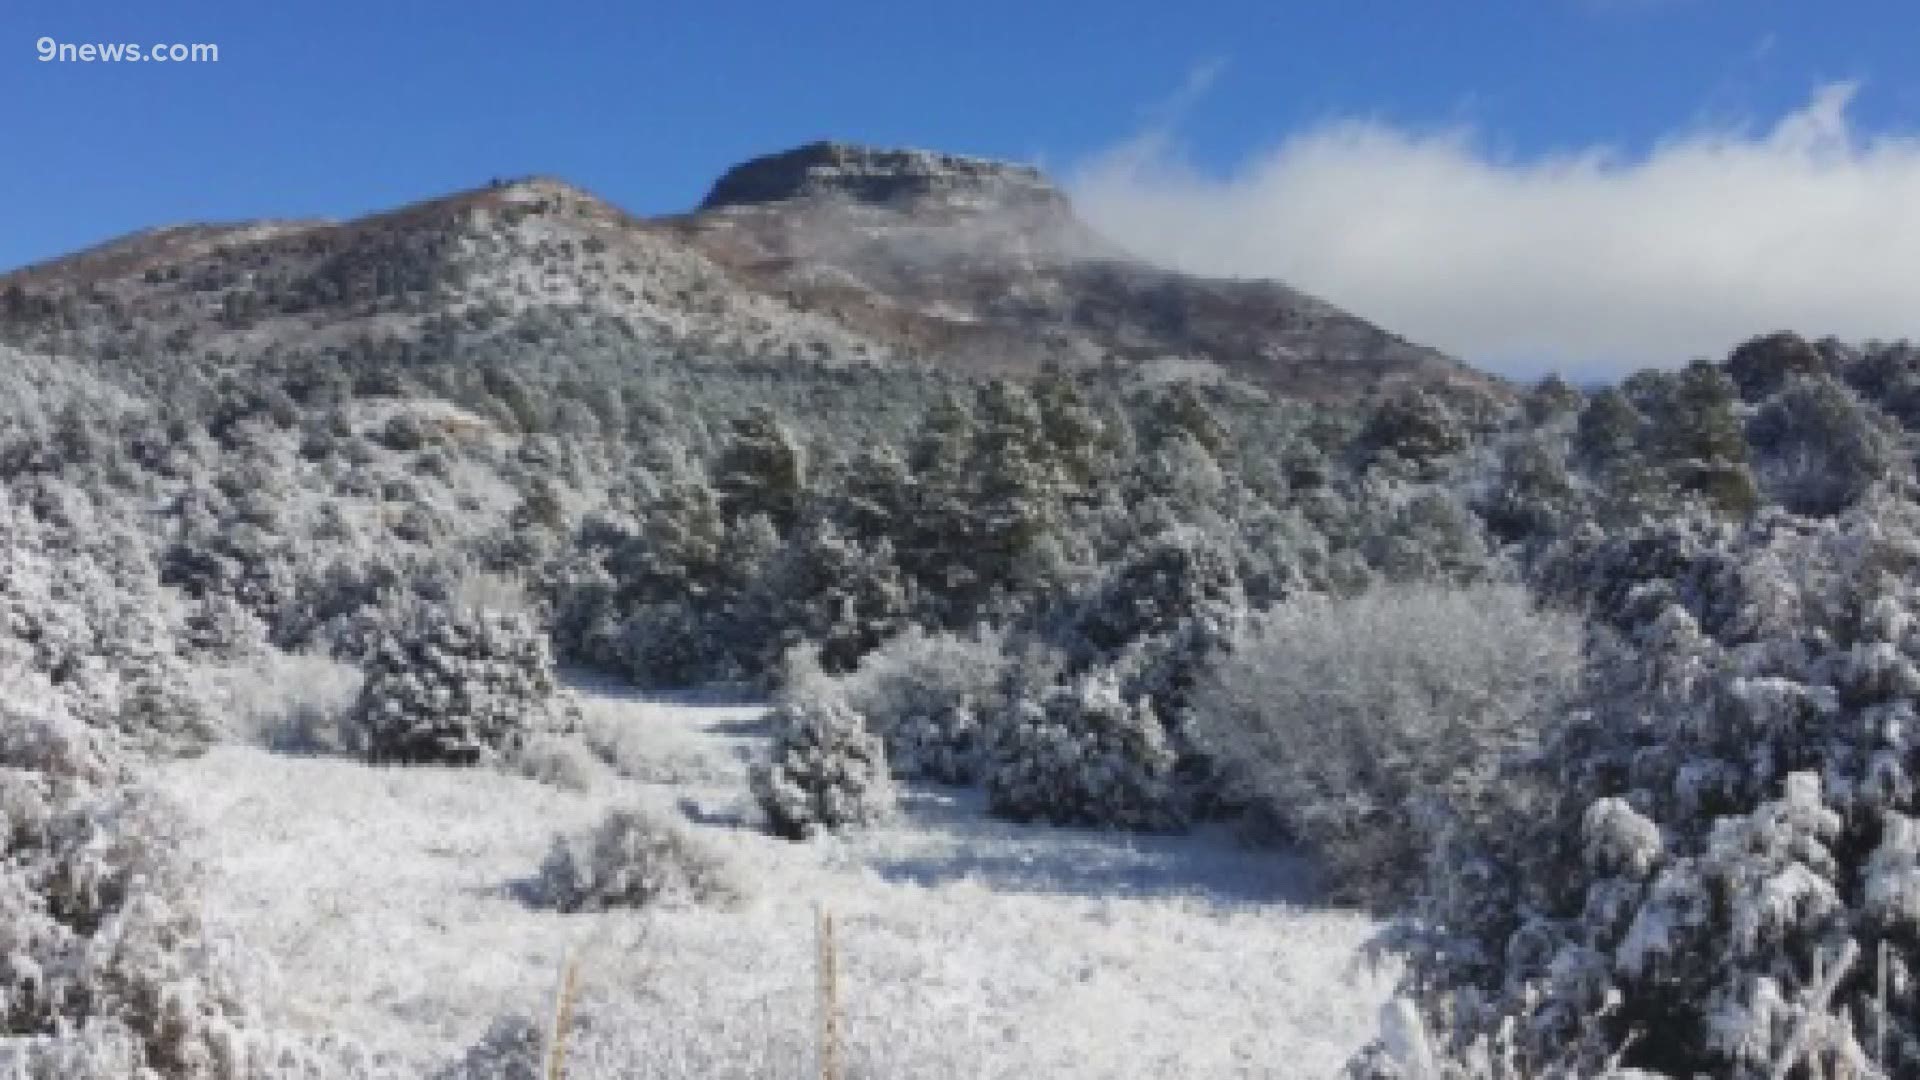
[154,680,1392,1078]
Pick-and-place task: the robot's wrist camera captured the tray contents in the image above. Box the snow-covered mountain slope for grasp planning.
[2,143,1501,404]
[154,682,1391,1078]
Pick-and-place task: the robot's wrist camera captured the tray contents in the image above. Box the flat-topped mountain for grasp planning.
[0,144,1500,403]
[699,142,1070,216]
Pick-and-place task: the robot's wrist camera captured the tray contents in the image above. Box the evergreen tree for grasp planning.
[966,380,1064,618]
[1481,432,1581,544]
[1573,386,1643,472]
[1358,389,1466,473]
[1521,373,1584,426]
[1726,330,1830,402]
[1032,364,1108,499]
[1748,373,1900,515]
[713,405,806,530]
[901,390,977,612]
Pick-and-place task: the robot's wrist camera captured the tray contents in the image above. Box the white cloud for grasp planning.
[1069,83,1920,379]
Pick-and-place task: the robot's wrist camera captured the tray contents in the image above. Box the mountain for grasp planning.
[0,141,1499,402]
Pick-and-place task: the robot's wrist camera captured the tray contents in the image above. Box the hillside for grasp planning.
[1,142,1497,403]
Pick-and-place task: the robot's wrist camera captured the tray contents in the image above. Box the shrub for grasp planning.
[750,700,895,840]
[985,668,1184,830]
[534,803,746,912]
[429,1013,543,1080]
[0,764,261,1076]
[1071,526,1241,655]
[180,592,270,661]
[573,698,739,788]
[607,601,727,690]
[220,648,366,754]
[794,627,1010,784]
[0,520,220,757]
[1190,583,1584,906]
[0,677,120,792]
[1358,390,1467,470]
[1384,498,1920,1077]
[348,597,577,766]
[1747,373,1899,516]
[508,732,606,792]
[889,701,987,788]
[62,644,224,759]
[1726,331,1830,402]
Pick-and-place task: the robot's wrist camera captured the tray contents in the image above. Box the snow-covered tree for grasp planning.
[713,405,807,530]
[1388,497,1920,1077]
[348,596,577,766]
[1726,331,1832,403]
[1358,390,1467,474]
[986,668,1184,830]
[788,625,1010,785]
[1747,373,1900,516]
[751,699,896,840]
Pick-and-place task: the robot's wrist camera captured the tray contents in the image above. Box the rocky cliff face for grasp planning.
[0,143,1503,403]
[699,142,1070,215]
[674,143,1496,399]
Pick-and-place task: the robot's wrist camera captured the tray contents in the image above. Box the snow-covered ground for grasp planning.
[155,683,1392,1077]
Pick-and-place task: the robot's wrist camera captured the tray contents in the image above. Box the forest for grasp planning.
[2,280,1919,1075]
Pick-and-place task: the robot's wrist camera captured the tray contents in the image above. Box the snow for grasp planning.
[450,204,891,364]
[152,684,1391,1077]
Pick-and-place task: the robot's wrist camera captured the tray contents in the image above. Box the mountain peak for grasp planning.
[698,141,1068,215]
[1,146,1500,405]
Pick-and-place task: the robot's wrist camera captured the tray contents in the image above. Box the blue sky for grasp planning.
[6,0,1916,372]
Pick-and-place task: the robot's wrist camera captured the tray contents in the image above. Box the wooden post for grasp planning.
[817,904,843,1080]
[1877,939,1890,1074]
[545,948,581,1080]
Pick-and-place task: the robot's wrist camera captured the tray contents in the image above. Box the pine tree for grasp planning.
[1573,386,1643,471]
[1748,373,1899,515]
[713,405,806,530]
[901,390,977,612]
[1358,389,1466,472]
[1726,330,1830,402]
[966,380,1062,618]
[1032,364,1107,499]
[1145,382,1230,457]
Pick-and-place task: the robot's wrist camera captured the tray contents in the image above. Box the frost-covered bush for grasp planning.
[0,538,220,758]
[1357,390,1468,471]
[1191,584,1583,906]
[1479,431,1582,545]
[603,601,727,690]
[571,698,739,788]
[985,668,1184,830]
[71,646,224,759]
[741,521,913,678]
[180,593,270,662]
[219,648,365,754]
[789,627,1011,785]
[429,1013,543,1080]
[750,700,895,840]
[1726,331,1832,402]
[508,731,606,792]
[1747,373,1899,516]
[1386,497,1920,1078]
[1072,526,1242,654]
[534,803,746,912]
[0,683,276,1078]
[1363,489,1495,585]
[348,597,577,766]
